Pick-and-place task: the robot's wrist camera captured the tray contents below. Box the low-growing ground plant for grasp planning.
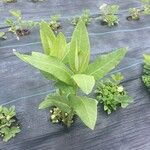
[142,54,150,90]
[99,3,119,27]
[5,10,38,38]
[0,106,20,142]
[2,0,17,3]
[71,9,91,26]
[0,32,7,40]
[14,20,127,130]
[49,15,61,32]
[95,73,133,114]
[127,0,150,21]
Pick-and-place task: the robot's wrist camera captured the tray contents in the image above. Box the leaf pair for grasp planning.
[39,94,98,130]
[40,22,69,62]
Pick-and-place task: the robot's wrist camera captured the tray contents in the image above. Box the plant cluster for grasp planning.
[95,73,133,114]
[14,21,127,129]
[72,9,91,26]
[5,10,38,38]
[49,15,61,32]
[142,54,150,90]
[0,32,7,40]
[128,0,150,20]
[0,106,20,142]
[99,3,119,27]
[3,0,17,3]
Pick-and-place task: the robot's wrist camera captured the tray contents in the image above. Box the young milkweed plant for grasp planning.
[99,3,119,27]
[127,0,150,21]
[0,106,20,142]
[71,9,91,26]
[5,10,38,38]
[95,73,133,114]
[142,54,150,90]
[14,20,127,130]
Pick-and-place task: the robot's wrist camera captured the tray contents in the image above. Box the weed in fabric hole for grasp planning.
[99,3,119,27]
[95,73,133,114]
[49,15,61,32]
[14,20,127,130]
[71,9,91,26]
[5,10,38,39]
[0,106,21,142]
[127,0,150,21]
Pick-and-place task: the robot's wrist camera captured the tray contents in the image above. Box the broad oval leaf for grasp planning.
[72,74,95,94]
[69,20,90,73]
[69,95,98,130]
[85,48,127,80]
[14,52,74,85]
[40,21,56,55]
[39,94,71,113]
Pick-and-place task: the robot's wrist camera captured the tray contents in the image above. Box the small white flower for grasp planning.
[117,86,124,92]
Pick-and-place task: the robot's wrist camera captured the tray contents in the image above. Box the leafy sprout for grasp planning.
[0,106,20,142]
[49,15,61,32]
[14,21,127,130]
[0,32,7,40]
[72,9,91,26]
[5,10,38,38]
[99,3,119,27]
[142,54,150,90]
[95,73,133,114]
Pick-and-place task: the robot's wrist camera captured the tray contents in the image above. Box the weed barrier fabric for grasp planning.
[0,0,150,150]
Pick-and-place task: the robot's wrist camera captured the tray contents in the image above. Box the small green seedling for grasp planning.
[127,8,141,20]
[99,3,119,27]
[127,0,150,21]
[5,10,38,38]
[142,54,150,90]
[3,0,17,3]
[14,21,127,130]
[72,9,91,26]
[0,32,7,40]
[95,73,133,114]
[49,15,61,32]
[0,106,20,142]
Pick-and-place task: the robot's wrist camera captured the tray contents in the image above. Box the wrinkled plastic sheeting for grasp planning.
[0,0,150,150]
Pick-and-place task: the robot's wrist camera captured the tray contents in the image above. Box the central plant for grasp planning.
[14,20,126,130]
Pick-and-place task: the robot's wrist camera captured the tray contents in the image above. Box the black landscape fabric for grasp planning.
[0,0,150,150]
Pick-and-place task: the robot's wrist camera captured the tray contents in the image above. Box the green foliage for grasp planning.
[3,0,17,3]
[14,21,126,129]
[99,3,119,27]
[72,9,91,26]
[95,73,133,114]
[142,54,150,89]
[0,106,20,142]
[128,8,141,20]
[5,10,38,37]
[0,32,7,40]
[141,0,150,14]
[49,15,61,31]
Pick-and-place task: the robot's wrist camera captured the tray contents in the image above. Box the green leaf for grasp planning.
[14,51,74,85]
[69,20,90,73]
[72,74,95,94]
[85,48,127,80]
[69,95,98,130]
[39,94,71,113]
[1,127,20,142]
[40,21,56,55]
